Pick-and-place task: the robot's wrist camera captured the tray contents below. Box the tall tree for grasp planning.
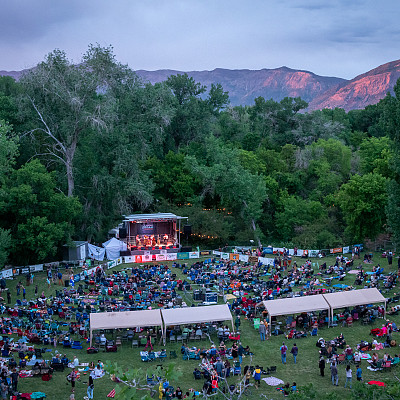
[19,46,118,197]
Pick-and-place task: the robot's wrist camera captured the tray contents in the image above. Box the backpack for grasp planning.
[254,369,261,380]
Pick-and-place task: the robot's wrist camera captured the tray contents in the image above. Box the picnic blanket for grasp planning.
[361,354,372,360]
[107,389,116,398]
[262,376,284,386]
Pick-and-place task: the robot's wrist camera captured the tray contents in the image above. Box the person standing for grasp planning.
[290,343,298,364]
[356,365,362,381]
[69,368,77,393]
[253,365,262,387]
[259,322,266,341]
[144,331,153,351]
[263,319,269,339]
[6,291,11,305]
[87,375,94,399]
[280,342,288,364]
[345,365,352,388]
[22,286,26,299]
[238,342,244,364]
[330,362,338,386]
[235,316,241,332]
[319,356,325,377]
[10,368,18,393]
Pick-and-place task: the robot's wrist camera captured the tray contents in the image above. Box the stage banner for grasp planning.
[189,251,200,259]
[124,256,134,264]
[308,250,320,257]
[230,253,240,261]
[135,255,142,263]
[343,246,350,254]
[212,251,222,256]
[200,250,212,256]
[239,254,249,262]
[221,252,230,260]
[330,248,343,254]
[143,254,152,262]
[167,253,177,261]
[177,252,189,259]
[156,254,166,261]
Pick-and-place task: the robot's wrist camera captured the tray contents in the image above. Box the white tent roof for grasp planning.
[258,295,329,317]
[323,288,386,310]
[90,309,162,331]
[102,237,127,250]
[161,304,233,326]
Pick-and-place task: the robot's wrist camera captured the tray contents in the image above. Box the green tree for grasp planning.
[359,136,393,178]
[19,46,119,197]
[1,159,81,264]
[338,173,388,242]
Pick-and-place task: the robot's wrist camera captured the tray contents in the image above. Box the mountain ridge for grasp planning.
[2,60,400,111]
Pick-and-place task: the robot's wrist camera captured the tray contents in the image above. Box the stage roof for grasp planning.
[123,213,188,222]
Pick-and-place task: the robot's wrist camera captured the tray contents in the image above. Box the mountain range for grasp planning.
[2,59,400,111]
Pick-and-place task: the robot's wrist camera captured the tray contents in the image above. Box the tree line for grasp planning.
[0,44,400,265]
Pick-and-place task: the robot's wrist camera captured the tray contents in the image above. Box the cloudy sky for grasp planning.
[1,0,399,79]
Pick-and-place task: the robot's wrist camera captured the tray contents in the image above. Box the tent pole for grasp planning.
[90,329,92,347]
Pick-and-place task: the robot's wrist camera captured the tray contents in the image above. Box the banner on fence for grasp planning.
[156,254,166,261]
[258,257,274,266]
[264,248,273,254]
[239,254,249,262]
[229,253,240,261]
[221,253,230,260]
[213,251,222,256]
[29,264,44,272]
[330,248,343,254]
[177,252,189,259]
[308,250,319,257]
[167,253,177,261]
[343,246,350,254]
[200,250,212,256]
[143,254,152,262]
[189,251,200,259]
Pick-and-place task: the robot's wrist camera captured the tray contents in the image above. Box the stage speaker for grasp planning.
[119,228,127,239]
[183,225,192,235]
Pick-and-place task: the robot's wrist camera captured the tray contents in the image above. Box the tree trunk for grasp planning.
[66,161,74,197]
[65,139,77,197]
[243,200,262,247]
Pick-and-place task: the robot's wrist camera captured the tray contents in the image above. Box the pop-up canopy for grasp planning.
[89,309,163,345]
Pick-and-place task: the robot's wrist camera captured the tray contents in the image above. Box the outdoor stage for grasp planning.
[121,213,188,255]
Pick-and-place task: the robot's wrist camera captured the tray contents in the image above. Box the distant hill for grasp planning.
[2,60,400,111]
[136,67,345,106]
[307,60,400,111]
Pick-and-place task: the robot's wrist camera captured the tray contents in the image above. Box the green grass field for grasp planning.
[9,252,400,399]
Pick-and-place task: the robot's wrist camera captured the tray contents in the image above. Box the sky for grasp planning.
[1,0,400,79]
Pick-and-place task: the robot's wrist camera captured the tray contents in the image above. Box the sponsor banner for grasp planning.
[288,249,295,256]
[264,248,273,254]
[116,257,122,265]
[273,247,284,254]
[343,246,350,254]
[156,254,166,261]
[143,254,152,262]
[107,260,117,269]
[308,250,320,257]
[124,256,134,264]
[200,250,212,256]
[248,256,259,264]
[212,251,222,256]
[239,254,249,262]
[230,253,240,261]
[160,250,167,256]
[330,248,343,254]
[135,255,142,263]
[29,264,43,272]
[258,257,274,266]
[177,252,189,260]
[189,251,200,259]
[167,253,177,261]
[0,269,13,279]
[21,267,29,274]
[221,253,230,260]
[144,251,151,256]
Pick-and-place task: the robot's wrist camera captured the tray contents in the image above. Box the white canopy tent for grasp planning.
[257,295,330,336]
[161,304,234,344]
[323,288,387,321]
[89,309,163,346]
[102,237,127,260]
[88,243,105,261]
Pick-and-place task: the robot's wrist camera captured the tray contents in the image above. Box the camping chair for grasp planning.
[266,366,277,375]
[382,360,392,372]
[159,350,167,361]
[337,354,346,364]
[310,328,318,336]
[169,350,177,359]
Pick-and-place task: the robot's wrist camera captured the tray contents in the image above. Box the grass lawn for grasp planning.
[9,251,400,399]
